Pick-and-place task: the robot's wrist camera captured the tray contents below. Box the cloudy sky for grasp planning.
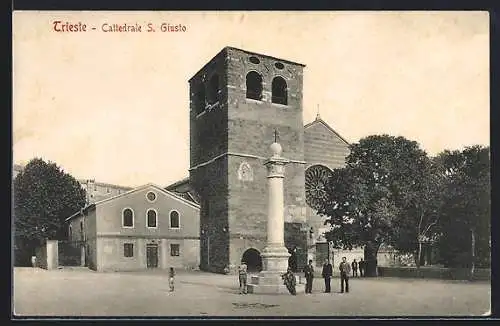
[13,11,489,187]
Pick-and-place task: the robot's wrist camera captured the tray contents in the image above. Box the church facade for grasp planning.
[167,47,351,273]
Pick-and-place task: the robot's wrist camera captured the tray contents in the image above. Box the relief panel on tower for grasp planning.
[237,161,254,182]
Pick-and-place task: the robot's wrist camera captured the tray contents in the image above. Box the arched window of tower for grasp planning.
[207,74,220,105]
[246,71,263,100]
[272,76,288,105]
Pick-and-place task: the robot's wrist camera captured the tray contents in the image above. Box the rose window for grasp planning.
[305,165,333,210]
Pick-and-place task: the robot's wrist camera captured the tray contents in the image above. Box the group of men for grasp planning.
[238,256,366,295]
[304,257,364,294]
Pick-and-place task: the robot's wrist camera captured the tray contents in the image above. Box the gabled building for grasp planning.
[65,183,200,272]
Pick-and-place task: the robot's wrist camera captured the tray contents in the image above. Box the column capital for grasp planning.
[264,158,289,178]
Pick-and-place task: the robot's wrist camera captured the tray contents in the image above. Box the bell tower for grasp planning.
[189,47,308,273]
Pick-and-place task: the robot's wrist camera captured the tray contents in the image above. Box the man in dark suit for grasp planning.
[359,258,365,277]
[321,259,333,293]
[339,257,351,293]
[303,259,314,294]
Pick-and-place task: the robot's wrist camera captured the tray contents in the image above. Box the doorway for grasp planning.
[241,248,262,272]
[146,244,159,268]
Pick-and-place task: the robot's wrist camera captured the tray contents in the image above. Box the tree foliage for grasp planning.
[318,134,490,275]
[435,146,490,269]
[13,158,86,265]
[319,135,429,275]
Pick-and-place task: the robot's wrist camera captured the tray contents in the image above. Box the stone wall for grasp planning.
[189,47,307,273]
[35,240,58,270]
[377,266,491,281]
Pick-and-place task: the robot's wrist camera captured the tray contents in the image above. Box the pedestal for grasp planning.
[247,246,305,294]
[247,272,306,294]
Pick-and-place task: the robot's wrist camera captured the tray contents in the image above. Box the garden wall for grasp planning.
[377,266,490,281]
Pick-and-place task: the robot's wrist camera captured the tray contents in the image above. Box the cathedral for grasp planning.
[167,47,350,273]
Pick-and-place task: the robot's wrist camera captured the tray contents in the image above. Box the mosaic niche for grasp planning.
[237,161,253,182]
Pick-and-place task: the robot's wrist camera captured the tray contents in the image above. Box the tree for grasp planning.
[13,158,86,266]
[320,135,428,276]
[391,156,445,267]
[436,146,490,276]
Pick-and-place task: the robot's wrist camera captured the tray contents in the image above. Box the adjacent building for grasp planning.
[65,184,200,272]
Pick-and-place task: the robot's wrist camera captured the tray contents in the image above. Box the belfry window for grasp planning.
[272,76,288,105]
[207,74,220,105]
[246,71,263,100]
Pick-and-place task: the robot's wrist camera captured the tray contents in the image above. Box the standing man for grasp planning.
[303,259,315,294]
[339,257,351,293]
[238,261,248,294]
[321,259,333,293]
[359,258,365,277]
[352,259,358,277]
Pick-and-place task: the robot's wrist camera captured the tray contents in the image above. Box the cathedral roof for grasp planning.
[304,116,350,146]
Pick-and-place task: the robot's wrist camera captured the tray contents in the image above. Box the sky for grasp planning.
[12,11,489,188]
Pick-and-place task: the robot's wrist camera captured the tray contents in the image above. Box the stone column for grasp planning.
[260,142,291,272]
[248,142,304,294]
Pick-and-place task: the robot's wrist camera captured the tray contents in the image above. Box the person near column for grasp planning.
[282,267,297,295]
[321,259,333,293]
[238,261,248,294]
[359,258,365,277]
[303,259,315,294]
[351,259,358,277]
[339,257,351,293]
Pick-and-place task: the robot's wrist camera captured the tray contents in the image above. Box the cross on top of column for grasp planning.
[274,129,279,143]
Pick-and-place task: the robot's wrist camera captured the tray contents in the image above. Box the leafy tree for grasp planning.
[13,158,86,266]
[436,146,490,275]
[320,135,428,276]
[391,156,445,267]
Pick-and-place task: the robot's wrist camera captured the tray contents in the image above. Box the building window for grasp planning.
[207,74,220,105]
[246,71,263,100]
[122,208,134,228]
[147,209,158,228]
[170,244,180,256]
[170,210,180,229]
[146,191,156,202]
[272,76,287,105]
[68,225,72,239]
[124,243,134,257]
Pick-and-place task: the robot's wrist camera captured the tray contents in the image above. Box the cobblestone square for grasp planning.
[13,267,491,317]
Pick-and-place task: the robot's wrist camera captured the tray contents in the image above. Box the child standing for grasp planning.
[169,267,175,292]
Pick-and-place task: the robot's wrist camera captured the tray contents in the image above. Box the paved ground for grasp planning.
[13,267,491,317]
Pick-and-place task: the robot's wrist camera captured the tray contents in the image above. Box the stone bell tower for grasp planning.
[189,47,308,273]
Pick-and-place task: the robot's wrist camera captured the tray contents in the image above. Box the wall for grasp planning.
[96,237,199,271]
[86,209,98,270]
[35,240,58,270]
[225,47,307,271]
[377,266,491,281]
[304,119,350,169]
[95,186,199,238]
[93,185,199,271]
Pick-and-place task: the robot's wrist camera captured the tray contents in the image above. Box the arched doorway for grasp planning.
[242,248,262,272]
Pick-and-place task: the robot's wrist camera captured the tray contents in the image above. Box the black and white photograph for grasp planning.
[12,11,491,317]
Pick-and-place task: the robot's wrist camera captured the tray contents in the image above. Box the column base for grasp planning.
[261,245,290,272]
[247,272,305,295]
